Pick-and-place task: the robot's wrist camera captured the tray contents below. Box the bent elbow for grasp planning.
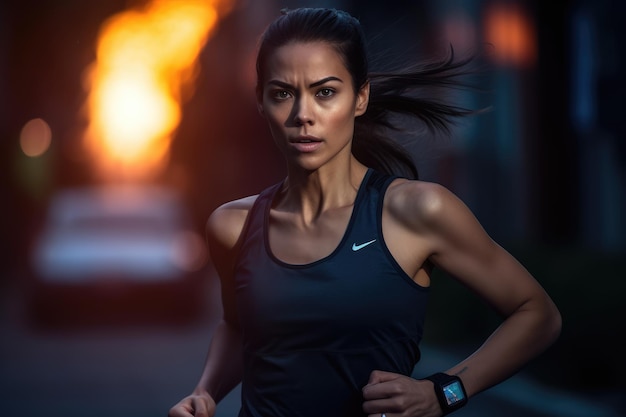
[544,301,563,346]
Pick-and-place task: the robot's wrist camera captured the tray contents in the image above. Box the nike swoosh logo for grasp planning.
[351,239,377,251]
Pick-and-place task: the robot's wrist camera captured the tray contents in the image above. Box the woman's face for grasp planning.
[257,41,369,172]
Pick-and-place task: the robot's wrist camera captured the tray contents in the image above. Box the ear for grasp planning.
[355,81,370,117]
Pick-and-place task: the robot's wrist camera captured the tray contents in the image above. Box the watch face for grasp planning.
[442,380,466,405]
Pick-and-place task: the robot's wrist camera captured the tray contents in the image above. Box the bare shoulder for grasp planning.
[385,177,496,263]
[206,195,258,251]
[385,178,465,230]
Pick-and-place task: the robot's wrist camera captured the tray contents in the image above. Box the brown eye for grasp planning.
[272,90,292,101]
[316,88,335,98]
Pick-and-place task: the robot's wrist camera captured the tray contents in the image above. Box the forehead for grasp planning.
[262,41,350,83]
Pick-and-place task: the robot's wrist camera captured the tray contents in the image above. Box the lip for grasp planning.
[289,135,323,153]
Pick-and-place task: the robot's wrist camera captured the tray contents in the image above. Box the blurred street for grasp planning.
[2,1,625,417]
[1,270,623,417]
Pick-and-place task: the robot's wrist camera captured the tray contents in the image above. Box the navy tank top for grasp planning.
[233,168,429,417]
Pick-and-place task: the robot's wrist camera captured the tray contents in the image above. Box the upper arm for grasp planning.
[389,181,552,317]
[205,196,257,324]
[205,195,258,269]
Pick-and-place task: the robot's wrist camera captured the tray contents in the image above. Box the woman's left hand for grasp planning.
[362,370,441,417]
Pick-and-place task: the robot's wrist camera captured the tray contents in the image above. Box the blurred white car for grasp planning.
[28,184,208,327]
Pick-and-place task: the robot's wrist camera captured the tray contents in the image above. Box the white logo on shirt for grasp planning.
[351,239,377,251]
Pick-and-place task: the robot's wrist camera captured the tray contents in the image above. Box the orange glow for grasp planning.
[20,118,52,157]
[82,0,235,182]
[171,229,209,271]
[483,3,537,68]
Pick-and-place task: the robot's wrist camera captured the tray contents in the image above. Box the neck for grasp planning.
[278,158,368,216]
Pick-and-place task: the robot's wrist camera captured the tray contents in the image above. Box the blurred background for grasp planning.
[1,0,624,416]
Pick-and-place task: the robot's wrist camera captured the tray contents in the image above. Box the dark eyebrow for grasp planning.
[310,76,342,88]
[267,76,343,89]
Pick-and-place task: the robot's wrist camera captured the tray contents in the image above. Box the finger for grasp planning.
[192,397,211,417]
[366,412,391,417]
[168,404,194,417]
[362,372,404,401]
[366,369,401,385]
[362,396,397,413]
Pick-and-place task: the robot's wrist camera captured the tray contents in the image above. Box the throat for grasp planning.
[269,203,354,264]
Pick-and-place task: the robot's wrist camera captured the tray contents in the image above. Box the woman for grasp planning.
[169,7,561,417]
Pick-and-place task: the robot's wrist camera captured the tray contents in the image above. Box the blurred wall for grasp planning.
[3,0,625,264]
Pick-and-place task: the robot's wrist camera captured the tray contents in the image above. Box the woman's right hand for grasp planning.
[168,391,216,417]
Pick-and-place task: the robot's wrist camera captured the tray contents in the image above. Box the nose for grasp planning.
[293,96,313,125]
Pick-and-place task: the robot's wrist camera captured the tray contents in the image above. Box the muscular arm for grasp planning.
[401,180,561,394]
[169,197,256,417]
[192,319,243,402]
[363,181,561,417]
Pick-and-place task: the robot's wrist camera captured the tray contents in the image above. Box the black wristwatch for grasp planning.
[423,372,468,415]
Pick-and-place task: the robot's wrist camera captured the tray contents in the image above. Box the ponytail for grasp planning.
[354,47,483,180]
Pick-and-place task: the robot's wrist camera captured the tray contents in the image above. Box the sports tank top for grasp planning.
[233,168,429,417]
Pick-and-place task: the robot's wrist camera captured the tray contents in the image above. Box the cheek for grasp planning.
[263,100,288,124]
[265,111,285,133]
[264,113,288,148]
[328,105,357,133]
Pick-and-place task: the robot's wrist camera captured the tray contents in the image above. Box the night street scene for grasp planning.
[1,1,624,416]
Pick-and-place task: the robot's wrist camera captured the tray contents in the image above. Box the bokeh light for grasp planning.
[483,2,537,68]
[19,118,52,157]
[81,0,235,182]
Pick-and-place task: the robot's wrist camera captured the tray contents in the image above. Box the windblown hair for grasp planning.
[256,7,481,180]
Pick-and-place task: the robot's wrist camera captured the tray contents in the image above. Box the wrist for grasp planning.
[422,372,468,415]
[192,386,211,397]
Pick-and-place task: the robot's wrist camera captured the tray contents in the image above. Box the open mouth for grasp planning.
[291,135,321,143]
[290,136,323,152]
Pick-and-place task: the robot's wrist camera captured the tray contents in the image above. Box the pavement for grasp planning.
[213,346,624,417]
[0,280,623,417]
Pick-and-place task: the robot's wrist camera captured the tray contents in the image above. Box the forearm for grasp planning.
[446,295,561,397]
[193,319,244,403]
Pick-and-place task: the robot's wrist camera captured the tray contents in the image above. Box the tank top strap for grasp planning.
[235,181,283,264]
[344,169,398,246]
[365,168,399,194]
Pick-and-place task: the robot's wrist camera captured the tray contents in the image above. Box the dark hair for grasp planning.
[256,7,480,180]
